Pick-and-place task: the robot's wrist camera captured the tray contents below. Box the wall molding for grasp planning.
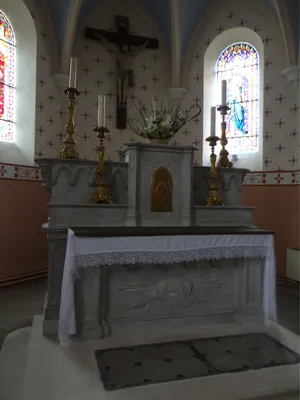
[0,162,299,185]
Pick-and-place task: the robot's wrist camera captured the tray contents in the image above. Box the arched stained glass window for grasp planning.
[0,10,15,142]
[216,42,259,154]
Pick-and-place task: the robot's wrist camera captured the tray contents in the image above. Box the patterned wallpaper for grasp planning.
[0,0,298,185]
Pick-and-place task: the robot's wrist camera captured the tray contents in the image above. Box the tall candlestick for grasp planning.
[69,57,77,88]
[210,106,216,137]
[221,80,227,106]
[98,95,106,127]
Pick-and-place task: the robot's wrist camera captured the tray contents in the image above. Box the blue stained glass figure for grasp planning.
[216,43,260,154]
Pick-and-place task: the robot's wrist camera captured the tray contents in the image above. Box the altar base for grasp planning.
[2,315,298,400]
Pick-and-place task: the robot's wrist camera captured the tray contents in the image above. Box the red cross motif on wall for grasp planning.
[227,11,235,19]
[81,133,90,142]
[192,139,200,147]
[288,156,298,167]
[95,78,103,87]
[264,157,272,167]
[46,140,54,148]
[82,43,90,52]
[275,144,285,153]
[57,109,65,117]
[106,134,113,143]
[37,102,45,112]
[264,132,272,141]
[36,126,44,135]
[290,104,299,113]
[263,36,272,45]
[0,165,7,177]
[182,128,189,136]
[264,84,272,92]
[276,118,285,128]
[47,116,55,126]
[82,88,90,97]
[38,77,45,86]
[274,173,283,184]
[265,58,272,68]
[82,66,91,75]
[216,25,224,34]
[36,150,44,157]
[94,56,102,64]
[264,108,272,117]
[204,38,211,47]
[289,129,298,139]
[81,111,90,120]
[57,131,64,141]
[276,94,286,103]
[194,52,201,60]
[107,113,114,122]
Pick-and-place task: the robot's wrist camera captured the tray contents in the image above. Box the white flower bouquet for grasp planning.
[127,99,201,141]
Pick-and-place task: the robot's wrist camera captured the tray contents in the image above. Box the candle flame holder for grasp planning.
[91,126,113,204]
[59,87,80,159]
[216,104,233,168]
[206,135,224,207]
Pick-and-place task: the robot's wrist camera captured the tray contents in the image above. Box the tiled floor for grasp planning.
[0,279,298,400]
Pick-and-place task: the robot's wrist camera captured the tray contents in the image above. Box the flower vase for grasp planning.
[146,138,170,145]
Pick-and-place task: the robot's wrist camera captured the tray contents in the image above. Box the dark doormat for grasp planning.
[94,333,300,391]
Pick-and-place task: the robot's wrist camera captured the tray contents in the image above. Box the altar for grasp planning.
[57,226,276,343]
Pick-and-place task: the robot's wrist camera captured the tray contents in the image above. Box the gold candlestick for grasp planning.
[206,135,224,207]
[91,126,113,204]
[217,104,233,168]
[59,87,80,159]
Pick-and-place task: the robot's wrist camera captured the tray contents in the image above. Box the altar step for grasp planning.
[0,315,299,400]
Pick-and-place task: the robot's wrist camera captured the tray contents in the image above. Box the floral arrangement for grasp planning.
[127,99,201,141]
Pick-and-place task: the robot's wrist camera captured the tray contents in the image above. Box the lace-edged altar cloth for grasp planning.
[59,229,277,338]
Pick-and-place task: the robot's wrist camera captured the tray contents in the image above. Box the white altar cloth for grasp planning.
[59,229,277,338]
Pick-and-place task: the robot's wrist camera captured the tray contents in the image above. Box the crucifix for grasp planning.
[86,15,159,129]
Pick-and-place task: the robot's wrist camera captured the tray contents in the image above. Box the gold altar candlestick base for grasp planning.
[217,104,233,168]
[91,126,113,205]
[206,135,224,207]
[59,87,80,159]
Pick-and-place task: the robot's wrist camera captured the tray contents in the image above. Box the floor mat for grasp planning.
[94,333,300,391]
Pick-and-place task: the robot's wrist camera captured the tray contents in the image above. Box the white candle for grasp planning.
[221,80,227,106]
[69,57,78,88]
[98,95,106,127]
[210,106,216,137]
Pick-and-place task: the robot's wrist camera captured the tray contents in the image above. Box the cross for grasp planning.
[37,102,44,112]
[46,140,54,148]
[106,90,115,99]
[81,133,90,142]
[216,25,224,34]
[193,138,200,147]
[38,77,45,87]
[82,88,90,97]
[204,38,211,47]
[289,156,297,166]
[47,116,55,126]
[36,126,44,135]
[86,15,159,129]
[81,111,90,120]
[264,132,272,141]
[194,52,201,60]
[40,54,47,62]
[193,74,201,84]
[95,78,103,87]
[290,104,299,113]
[140,83,148,92]
[141,62,148,70]
[265,58,272,68]
[254,26,260,33]
[36,150,44,157]
[227,11,235,20]
[264,84,272,92]
[94,56,102,64]
[263,36,272,45]
[57,108,65,117]
[276,118,285,128]
[264,108,272,117]
[275,144,285,153]
[182,128,189,136]
[82,66,91,75]
[274,173,283,184]
[48,94,55,102]
[264,157,272,167]
[239,18,247,26]
[276,94,285,103]
[151,75,159,84]
[57,131,64,141]
[289,129,298,139]
[82,43,90,52]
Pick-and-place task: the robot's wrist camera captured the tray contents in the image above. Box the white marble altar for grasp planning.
[59,228,276,342]
[36,143,265,337]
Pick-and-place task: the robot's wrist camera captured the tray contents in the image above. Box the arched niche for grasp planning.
[150,166,173,212]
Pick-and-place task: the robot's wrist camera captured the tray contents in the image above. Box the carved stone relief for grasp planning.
[52,165,84,187]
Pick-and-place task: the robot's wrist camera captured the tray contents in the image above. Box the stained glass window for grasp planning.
[0,10,15,142]
[216,42,259,154]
